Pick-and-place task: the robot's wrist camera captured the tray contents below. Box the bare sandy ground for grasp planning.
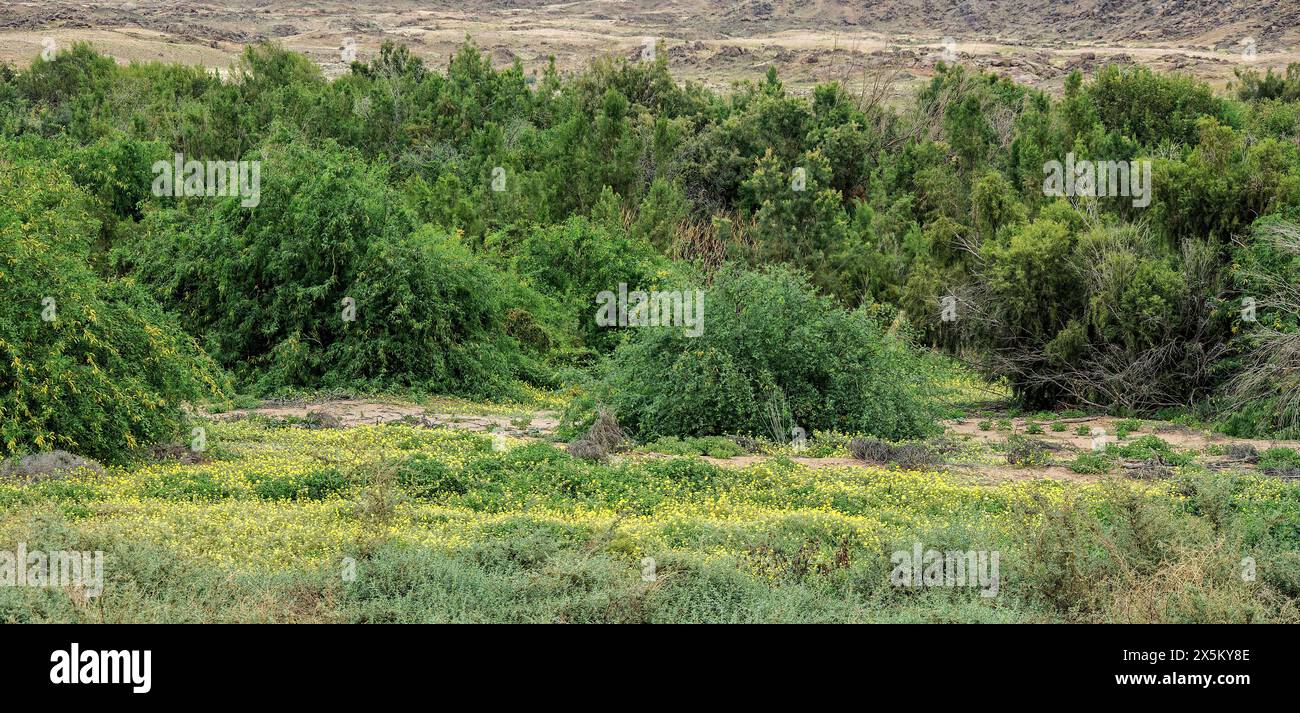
[945,416,1300,455]
[215,399,561,436]
[210,398,1296,484]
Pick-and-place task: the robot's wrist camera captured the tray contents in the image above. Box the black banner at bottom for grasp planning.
[0,624,1285,702]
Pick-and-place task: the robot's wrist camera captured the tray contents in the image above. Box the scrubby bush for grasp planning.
[1068,452,1112,474]
[1260,448,1300,480]
[0,159,224,464]
[848,437,937,468]
[396,454,466,499]
[599,267,945,440]
[971,217,1230,412]
[1004,436,1052,467]
[116,139,541,396]
[644,435,744,458]
[505,197,670,354]
[1106,435,1193,466]
[566,409,626,462]
[1221,220,1300,438]
[1087,65,1226,147]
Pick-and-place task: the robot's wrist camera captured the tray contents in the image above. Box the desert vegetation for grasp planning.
[0,39,1297,622]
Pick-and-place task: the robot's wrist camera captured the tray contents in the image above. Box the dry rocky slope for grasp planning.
[1,1,1296,95]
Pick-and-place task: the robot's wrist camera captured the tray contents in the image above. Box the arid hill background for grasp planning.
[2,0,1297,95]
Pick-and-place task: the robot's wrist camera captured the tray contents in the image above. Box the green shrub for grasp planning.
[1106,435,1193,466]
[1115,419,1142,439]
[1087,65,1226,147]
[396,455,467,499]
[141,470,237,501]
[0,158,225,464]
[250,466,350,501]
[507,201,668,353]
[1259,447,1300,477]
[1004,436,1051,467]
[1068,452,1112,474]
[118,139,539,397]
[644,436,745,458]
[599,267,944,440]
